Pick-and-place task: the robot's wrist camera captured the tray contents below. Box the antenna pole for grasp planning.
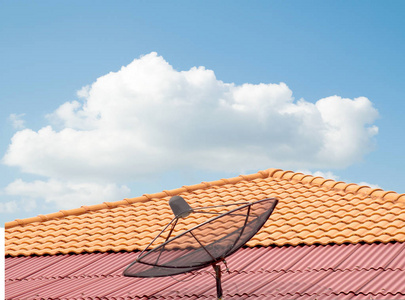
[213,264,223,300]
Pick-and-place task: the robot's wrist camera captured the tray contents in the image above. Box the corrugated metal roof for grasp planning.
[6,242,405,299]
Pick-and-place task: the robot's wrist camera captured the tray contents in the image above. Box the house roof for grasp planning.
[5,168,405,257]
[5,168,405,299]
[5,242,405,299]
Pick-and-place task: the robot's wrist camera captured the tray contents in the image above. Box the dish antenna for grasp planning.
[124,196,278,299]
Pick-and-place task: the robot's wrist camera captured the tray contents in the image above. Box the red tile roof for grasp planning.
[5,242,405,299]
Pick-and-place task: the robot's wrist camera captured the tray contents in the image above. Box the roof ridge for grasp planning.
[269,168,404,202]
[5,168,404,229]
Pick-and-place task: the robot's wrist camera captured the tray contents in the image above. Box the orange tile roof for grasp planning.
[5,168,405,257]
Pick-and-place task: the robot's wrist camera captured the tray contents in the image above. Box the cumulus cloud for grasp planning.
[0,192,35,215]
[4,179,130,210]
[0,200,19,214]
[8,113,25,129]
[1,52,380,208]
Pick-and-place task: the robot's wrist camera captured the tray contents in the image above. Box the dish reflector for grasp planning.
[124,197,278,278]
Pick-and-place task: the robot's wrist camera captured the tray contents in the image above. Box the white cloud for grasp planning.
[315,96,379,164]
[1,52,380,208]
[0,200,19,214]
[0,186,36,215]
[77,84,91,99]
[8,113,25,129]
[4,179,130,210]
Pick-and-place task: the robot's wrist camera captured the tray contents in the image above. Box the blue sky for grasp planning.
[1,1,404,225]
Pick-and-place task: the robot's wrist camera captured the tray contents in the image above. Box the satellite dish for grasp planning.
[123,196,278,299]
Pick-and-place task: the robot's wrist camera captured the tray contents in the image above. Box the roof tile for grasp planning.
[5,168,405,256]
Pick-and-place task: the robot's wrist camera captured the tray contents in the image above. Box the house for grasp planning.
[5,168,405,299]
